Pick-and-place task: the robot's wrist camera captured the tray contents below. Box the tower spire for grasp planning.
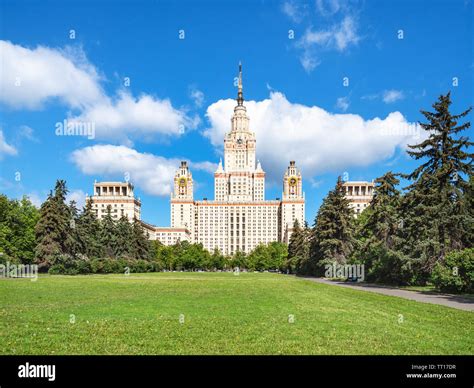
[237,61,244,106]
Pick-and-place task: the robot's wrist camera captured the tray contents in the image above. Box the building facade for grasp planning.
[164,65,305,254]
[88,65,305,254]
[87,181,141,220]
[342,181,374,216]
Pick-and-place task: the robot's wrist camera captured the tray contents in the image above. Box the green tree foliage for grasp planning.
[287,219,310,274]
[35,180,72,269]
[75,200,102,258]
[308,177,355,275]
[352,172,412,284]
[431,248,474,293]
[131,217,151,260]
[402,92,472,270]
[115,215,133,258]
[99,205,117,258]
[209,247,226,270]
[0,195,39,264]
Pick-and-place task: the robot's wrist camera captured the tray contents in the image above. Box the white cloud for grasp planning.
[297,15,360,73]
[69,91,200,144]
[300,52,321,73]
[18,125,38,142]
[336,96,350,112]
[316,0,343,16]
[204,92,422,182]
[282,1,307,23]
[0,40,104,110]
[189,86,205,108]
[191,161,218,174]
[70,145,213,197]
[0,130,17,159]
[0,40,199,143]
[383,90,405,104]
[300,16,360,52]
[26,192,44,208]
[362,90,406,104]
[67,189,87,209]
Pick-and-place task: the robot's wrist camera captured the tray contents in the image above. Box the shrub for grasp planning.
[431,248,474,294]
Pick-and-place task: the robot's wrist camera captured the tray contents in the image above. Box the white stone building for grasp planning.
[161,64,305,254]
[87,181,141,220]
[342,181,375,216]
[89,65,305,254]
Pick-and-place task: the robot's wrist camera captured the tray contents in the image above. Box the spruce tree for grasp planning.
[364,172,401,248]
[99,205,117,258]
[35,193,62,268]
[67,200,81,256]
[355,172,412,284]
[288,219,310,274]
[76,200,103,258]
[35,180,73,268]
[131,217,150,260]
[115,215,133,258]
[402,92,472,269]
[309,177,355,275]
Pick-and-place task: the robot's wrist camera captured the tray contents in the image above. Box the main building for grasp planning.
[153,65,305,255]
[87,66,379,253]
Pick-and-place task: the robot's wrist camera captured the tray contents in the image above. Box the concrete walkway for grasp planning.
[304,277,474,312]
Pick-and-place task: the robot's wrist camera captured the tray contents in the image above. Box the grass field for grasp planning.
[0,272,472,355]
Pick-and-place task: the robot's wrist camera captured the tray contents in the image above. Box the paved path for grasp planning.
[303,277,474,312]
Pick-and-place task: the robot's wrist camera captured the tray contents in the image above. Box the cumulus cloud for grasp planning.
[0,40,104,110]
[70,145,213,196]
[204,92,422,182]
[69,91,200,144]
[0,130,17,159]
[0,40,198,143]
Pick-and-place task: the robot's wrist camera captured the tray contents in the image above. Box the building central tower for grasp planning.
[148,63,306,255]
[215,63,265,202]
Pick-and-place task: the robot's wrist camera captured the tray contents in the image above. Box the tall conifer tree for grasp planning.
[402,92,472,270]
[309,177,355,275]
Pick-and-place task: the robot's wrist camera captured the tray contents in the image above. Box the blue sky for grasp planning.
[0,0,472,226]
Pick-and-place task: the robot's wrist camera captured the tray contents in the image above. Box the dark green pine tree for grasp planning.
[287,219,310,274]
[66,200,81,256]
[131,217,150,260]
[115,215,133,258]
[309,177,355,275]
[35,192,61,268]
[402,92,472,269]
[355,172,412,284]
[287,219,303,270]
[99,205,117,258]
[76,200,103,258]
[364,172,401,249]
[35,180,72,268]
[54,180,73,255]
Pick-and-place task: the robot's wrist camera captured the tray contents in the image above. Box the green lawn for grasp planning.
[0,272,472,355]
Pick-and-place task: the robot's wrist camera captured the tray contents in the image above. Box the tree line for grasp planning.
[0,180,288,274]
[287,92,473,293]
[0,92,472,292]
